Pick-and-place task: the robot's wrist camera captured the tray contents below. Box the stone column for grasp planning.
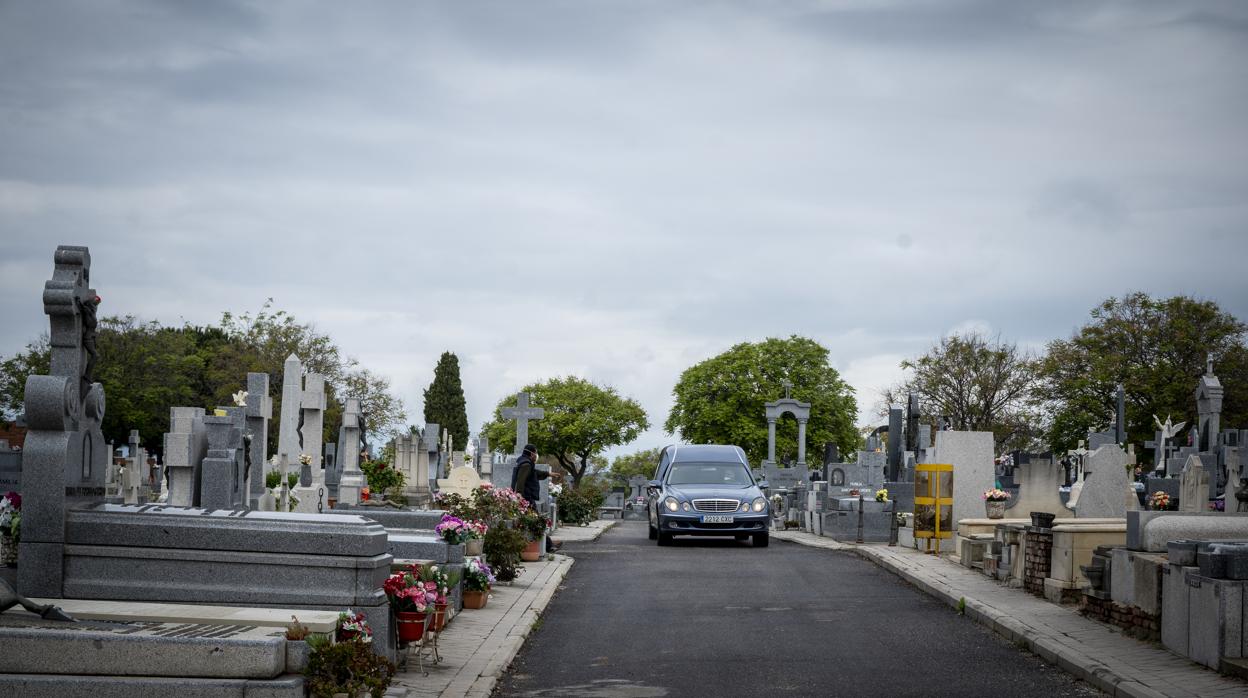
[796,419,808,466]
[767,419,777,463]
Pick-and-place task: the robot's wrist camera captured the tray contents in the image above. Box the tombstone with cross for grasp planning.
[491,392,547,492]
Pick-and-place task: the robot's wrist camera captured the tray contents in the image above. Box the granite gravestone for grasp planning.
[1179,454,1210,513]
[122,430,144,505]
[437,466,483,498]
[931,430,994,530]
[336,398,365,505]
[1009,453,1070,518]
[323,442,338,500]
[277,354,303,464]
[1073,444,1133,518]
[200,408,246,510]
[18,246,109,597]
[244,372,272,509]
[163,407,207,507]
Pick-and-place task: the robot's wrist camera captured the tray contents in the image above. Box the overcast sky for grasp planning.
[2,0,1246,456]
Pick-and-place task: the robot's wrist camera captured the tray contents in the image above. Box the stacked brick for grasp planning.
[1024,526,1053,595]
[1080,596,1160,642]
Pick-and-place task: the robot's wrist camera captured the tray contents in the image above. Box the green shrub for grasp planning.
[265,470,282,490]
[286,471,299,490]
[483,526,527,582]
[556,485,605,526]
[303,637,395,698]
[360,459,405,493]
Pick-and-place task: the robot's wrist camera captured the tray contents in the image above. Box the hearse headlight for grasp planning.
[664,496,679,512]
[752,497,767,513]
[681,501,691,512]
[740,501,750,512]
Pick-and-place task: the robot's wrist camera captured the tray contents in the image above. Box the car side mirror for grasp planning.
[758,479,770,489]
[646,480,662,491]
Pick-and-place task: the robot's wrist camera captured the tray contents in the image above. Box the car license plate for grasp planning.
[702,515,734,524]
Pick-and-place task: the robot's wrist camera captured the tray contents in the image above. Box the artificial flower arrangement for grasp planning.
[0,491,20,540]
[982,488,1012,502]
[1150,491,1171,510]
[463,558,496,592]
[336,609,373,643]
[435,514,472,545]
[383,565,437,614]
[875,488,889,503]
[299,453,313,466]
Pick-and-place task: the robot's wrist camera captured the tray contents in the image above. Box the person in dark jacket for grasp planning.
[511,444,560,552]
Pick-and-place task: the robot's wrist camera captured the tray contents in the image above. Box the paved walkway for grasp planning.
[390,554,574,698]
[551,519,616,543]
[772,530,1248,698]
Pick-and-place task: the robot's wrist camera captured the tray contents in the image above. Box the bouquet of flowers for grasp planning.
[463,558,496,592]
[337,609,373,643]
[1150,491,1171,510]
[875,488,889,503]
[416,564,460,604]
[0,491,20,540]
[383,565,436,613]
[435,514,471,545]
[299,453,313,466]
[467,520,489,540]
[982,488,1012,502]
[517,508,549,542]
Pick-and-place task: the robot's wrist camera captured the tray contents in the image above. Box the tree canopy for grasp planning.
[0,301,406,455]
[423,352,469,451]
[1037,292,1248,458]
[482,376,649,486]
[608,447,661,485]
[882,333,1043,452]
[664,336,859,466]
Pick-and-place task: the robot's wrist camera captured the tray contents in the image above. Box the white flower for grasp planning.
[270,455,281,466]
[232,390,248,407]
[299,453,312,466]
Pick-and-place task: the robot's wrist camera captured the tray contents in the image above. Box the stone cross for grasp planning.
[19,246,109,597]
[501,392,545,456]
[124,429,144,505]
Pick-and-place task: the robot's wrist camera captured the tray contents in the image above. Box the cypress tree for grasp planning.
[423,351,469,451]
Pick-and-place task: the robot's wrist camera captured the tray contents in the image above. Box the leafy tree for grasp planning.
[482,377,649,486]
[664,336,858,465]
[608,447,661,485]
[422,352,469,452]
[1037,292,1248,458]
[0,301,406,454]
[881,333,1043,452]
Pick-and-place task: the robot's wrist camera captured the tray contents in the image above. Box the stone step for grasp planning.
[388,532,462,564]
[0,673,303,697]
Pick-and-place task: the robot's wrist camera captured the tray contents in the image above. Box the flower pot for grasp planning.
[465,538,483,556]
[462,589,488,609]
[395,611,427,642]
[985,500,1006,519]
[285,640,311,673]
[521,540,541,561]
[432,603,448,632]
[1030,512,1056,529]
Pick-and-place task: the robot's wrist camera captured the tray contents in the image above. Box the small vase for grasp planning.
[395,611,427,642]
[985,500,1006,519]
[521,540,541,561]
[465,538,483,556]
[462,590,488,609]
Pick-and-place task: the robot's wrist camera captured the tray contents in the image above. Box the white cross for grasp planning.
[501,391,545,456]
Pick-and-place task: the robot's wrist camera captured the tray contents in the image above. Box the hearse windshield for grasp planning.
[666,462,752,487]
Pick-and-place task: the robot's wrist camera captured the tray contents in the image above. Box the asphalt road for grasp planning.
[494,522,1100,698]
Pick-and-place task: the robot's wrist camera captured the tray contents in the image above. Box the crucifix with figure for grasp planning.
[502,391,545,456]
